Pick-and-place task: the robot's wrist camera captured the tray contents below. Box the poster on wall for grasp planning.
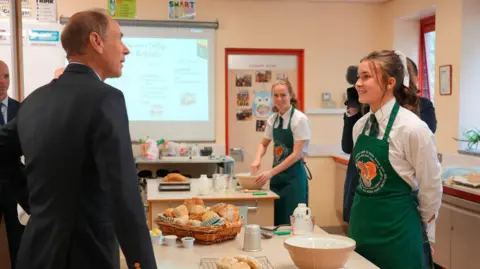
[256,120,266,132]
[108,0,136,19]
[168,1,195,20]
[28,29,59,46]
[0,5,33,18]
[236,89,249,106]
[236,108,252,121]
[276,73,288,81]
[0,29,9,45]
[255,70,271,83]
[235,74,252,87]
[253,91,272,118]
[36,0,56,22]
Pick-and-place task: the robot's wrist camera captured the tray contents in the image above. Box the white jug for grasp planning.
[292,203,313,235]
[197,174,210,196]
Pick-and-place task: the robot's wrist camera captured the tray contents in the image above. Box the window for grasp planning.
[419,16,436,102]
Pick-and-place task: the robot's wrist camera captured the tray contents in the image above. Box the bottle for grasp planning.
[197,174,210,196]
[292,203,312,235]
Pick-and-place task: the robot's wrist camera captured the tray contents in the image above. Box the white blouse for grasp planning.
[263,106,311,156]
[352,98,443,242]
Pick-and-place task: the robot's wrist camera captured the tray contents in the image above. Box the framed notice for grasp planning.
[439,64,452,95]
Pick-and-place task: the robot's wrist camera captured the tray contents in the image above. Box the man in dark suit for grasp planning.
[407,57,437,133]
[0,60,27,269]
[0,10,156,269]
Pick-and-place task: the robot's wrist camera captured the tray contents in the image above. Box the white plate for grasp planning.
[451,176,480,188]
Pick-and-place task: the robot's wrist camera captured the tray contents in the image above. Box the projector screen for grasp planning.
[101,27,215,142]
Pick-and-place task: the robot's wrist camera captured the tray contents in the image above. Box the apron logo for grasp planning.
[357,161,376,187]
[355,150,387,193]
[274,144,288,163]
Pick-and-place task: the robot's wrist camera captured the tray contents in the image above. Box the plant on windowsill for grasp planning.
[453,128,480,151]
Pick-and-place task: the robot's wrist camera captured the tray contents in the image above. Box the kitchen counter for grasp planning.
[120,226,379,269]
[147,179,279,229]
[136,155,235,175]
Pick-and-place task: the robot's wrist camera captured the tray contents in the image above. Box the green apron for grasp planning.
[270,106,308,226]
[348,102,432,269]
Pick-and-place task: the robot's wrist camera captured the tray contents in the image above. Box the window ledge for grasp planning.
[457,149,480,157]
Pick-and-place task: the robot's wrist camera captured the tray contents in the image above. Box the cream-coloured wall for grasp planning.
[380,0,463,153]
[55,0,382,147]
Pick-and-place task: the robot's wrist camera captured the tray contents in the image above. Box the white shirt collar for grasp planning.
[279,105,293,119]
[69,62,102,80]
[373,97,395,123]
[1,96,8,107]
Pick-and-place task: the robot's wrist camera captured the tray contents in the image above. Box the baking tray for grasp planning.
[199,256,274,269]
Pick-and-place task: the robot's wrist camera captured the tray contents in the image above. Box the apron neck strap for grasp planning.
[274,105,295,128]
[360,101,400,140]
[382,102,400,142]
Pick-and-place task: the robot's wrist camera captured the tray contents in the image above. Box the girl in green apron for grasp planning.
[349,50,443,269]
[251,79,310,226]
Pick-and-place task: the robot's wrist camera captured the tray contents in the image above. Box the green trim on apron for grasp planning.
[348,102,433,269]
[270,106,308,226]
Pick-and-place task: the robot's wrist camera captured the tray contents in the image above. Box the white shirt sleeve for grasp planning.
[292,116,311,141]
[405,124,443,243]
[352,113,369,147]
[263,114,276,140]
[17,204,30,226]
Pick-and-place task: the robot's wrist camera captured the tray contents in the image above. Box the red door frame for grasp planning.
[224,48,305,155]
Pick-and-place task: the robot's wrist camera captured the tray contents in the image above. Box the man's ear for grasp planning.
[89,32,104,54]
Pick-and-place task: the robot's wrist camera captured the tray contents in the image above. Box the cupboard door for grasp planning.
[450,205,480,269]
[433,204,452,268]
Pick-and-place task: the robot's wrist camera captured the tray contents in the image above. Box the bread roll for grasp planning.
[216,257,238,269]
[234,256,262,269]
[201,211,219,222]
[466,173,480,184]
[187,220,202,227]
[184,198,205,212]
[190,205,206,215]
[173,205,188,217]
[232,262,250,269]
[174,215,189,225]
[164,173,187,182]
[213,204,240,222]
[164,208,175,218]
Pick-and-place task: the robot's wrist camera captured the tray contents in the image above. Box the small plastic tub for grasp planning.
[164,235,178,246]
[181,237,195,248]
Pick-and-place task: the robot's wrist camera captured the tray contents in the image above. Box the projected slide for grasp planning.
[105,37,209,121]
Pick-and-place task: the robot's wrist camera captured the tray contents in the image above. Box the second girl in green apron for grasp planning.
[349,50,443,269]
[251,79,311,225]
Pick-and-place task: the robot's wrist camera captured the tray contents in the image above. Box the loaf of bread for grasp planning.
[164,208,175,218]
[216,256,262,269]
[234,256,262,269]
[184,198,205,212]
[211,203,240,222]
[174,215,189,225]
[201,211,219,222]
[163,173,187,182]
[190,205,206,215]
[173,205,189,217]
[466,173,480,184]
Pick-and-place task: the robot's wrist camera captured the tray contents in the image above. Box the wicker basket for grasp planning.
[154,217,243,245]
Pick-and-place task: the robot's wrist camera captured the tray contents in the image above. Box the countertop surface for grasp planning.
[122,226,379,269]
[136,155,235,164]
[147,178,280,202]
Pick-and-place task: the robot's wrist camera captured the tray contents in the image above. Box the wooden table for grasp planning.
[120,226,379,269]
[147,178,279,229]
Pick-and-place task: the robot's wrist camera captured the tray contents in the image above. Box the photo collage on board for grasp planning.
[235,70,289,132]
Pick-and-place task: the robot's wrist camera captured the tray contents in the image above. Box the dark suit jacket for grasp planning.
[0,97,29,213]
[419,97,437,133]
[0,64,156,269]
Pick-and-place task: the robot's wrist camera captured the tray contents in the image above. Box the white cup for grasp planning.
[181,237,195,248]
[164,235,178,246]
